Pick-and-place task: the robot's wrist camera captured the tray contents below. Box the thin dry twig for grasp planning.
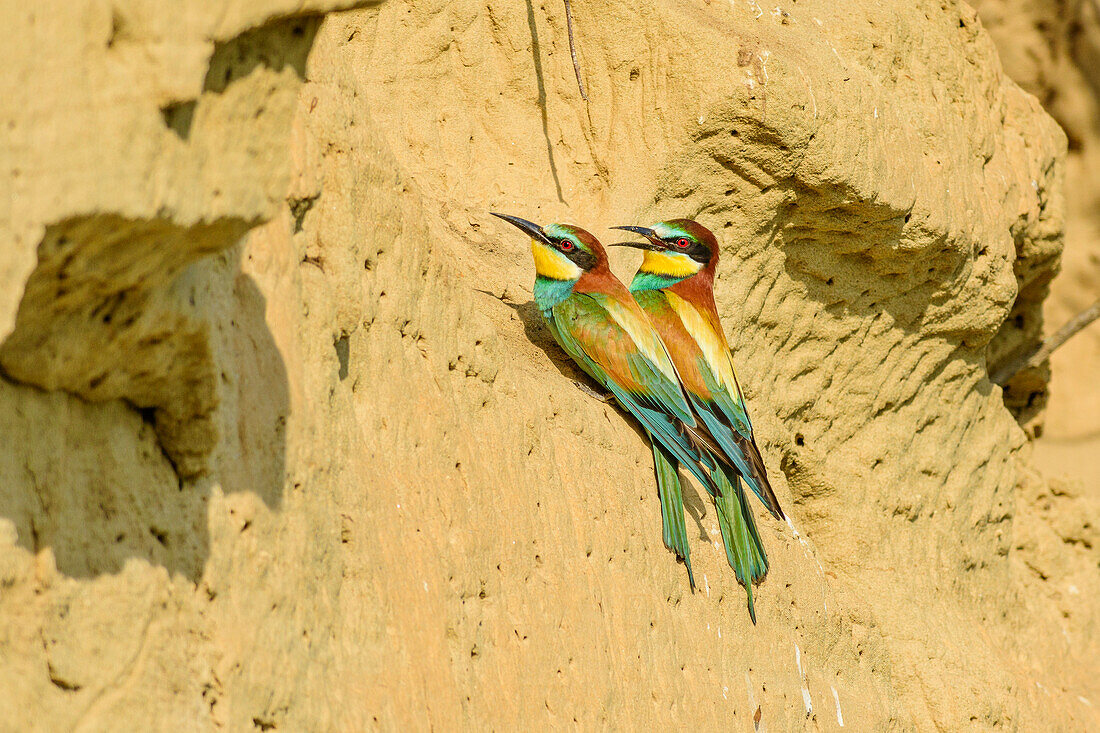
[563,0,588,101]
[573,380,612,403]
[993,297,1100,385]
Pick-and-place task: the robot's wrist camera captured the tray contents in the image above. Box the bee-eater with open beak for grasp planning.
[492,212,718,591]
[612,219,784,622]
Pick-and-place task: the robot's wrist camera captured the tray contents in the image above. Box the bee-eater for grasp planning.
[491,212,717,591]
[612,219,784,622]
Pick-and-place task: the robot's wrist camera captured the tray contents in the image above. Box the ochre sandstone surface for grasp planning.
[975,0,1100,488]
[0,1,1096,730]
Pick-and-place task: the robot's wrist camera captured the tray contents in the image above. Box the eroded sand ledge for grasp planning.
[0,1,1096,729]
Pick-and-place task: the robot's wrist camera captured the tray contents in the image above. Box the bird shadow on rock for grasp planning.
[474,290,596,388]
[0,265,288,583]
[480,290,714,542]
[681,481,712,539]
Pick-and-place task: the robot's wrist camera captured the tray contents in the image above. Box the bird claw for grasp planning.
[573,380,613,403]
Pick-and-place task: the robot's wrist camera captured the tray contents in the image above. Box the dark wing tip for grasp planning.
[735,431,785,519]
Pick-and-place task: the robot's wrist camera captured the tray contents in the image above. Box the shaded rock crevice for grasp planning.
[0,214,252,478]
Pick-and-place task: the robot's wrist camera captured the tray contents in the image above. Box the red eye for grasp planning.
[675,238,690,249]
[559,240,575,251]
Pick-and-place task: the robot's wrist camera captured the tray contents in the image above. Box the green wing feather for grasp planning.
[713,467,768,624]
[544,295,713,490]
[573,292,695,426]
[652,444,694,590]
[700,356,752,437]
[693,356,784,519]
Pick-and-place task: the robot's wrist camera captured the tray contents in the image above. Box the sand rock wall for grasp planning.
[975,0,1100,463]
[0,0,1096,730]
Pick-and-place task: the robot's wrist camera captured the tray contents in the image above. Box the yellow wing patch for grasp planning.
[664,291,743,400]
[640,250,704,278]
[532,240,582,281]
[602,297,681,385]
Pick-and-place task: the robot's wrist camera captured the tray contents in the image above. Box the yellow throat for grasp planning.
[532,240,582,280]
[640,249,703,278]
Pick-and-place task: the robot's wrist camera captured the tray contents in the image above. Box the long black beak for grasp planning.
[612,225,659,239]
[490,212,553,246]
[609,224,663,251]
[608,240,663,251]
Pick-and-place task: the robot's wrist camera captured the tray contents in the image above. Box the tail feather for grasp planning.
[652,442,695,591]
[713,467,768,623]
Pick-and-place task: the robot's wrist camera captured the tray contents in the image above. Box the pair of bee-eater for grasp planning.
[491,213,784,623]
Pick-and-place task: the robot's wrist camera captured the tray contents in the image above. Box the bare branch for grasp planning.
[573,380,612,403]
[993,297,1100,385]
[563,0,588,101]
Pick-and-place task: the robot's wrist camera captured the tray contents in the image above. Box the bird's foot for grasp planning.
[573,380,613,403]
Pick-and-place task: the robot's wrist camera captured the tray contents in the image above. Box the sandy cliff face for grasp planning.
[974,0,1100,486]
[0,0,1096,730]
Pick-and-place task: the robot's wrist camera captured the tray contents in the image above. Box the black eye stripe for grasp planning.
[664,235,710,263]
[559,242,596,271]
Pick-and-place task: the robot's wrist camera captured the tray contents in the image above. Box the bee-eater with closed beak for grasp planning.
[612,219,784,622]
[491,212,717,591]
